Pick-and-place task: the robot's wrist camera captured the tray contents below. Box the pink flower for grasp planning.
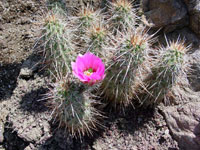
[72,52,105,85]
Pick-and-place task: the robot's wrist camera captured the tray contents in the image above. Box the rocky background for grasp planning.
[0,0,200,150]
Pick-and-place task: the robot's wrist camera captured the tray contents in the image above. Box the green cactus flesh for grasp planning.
[42,11,75,75]
[143,48,185,105]
[51,81,99,137]
[101,42,146,108]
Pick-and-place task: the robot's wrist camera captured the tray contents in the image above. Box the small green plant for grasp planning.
[141,38,190,106]
[100,27,153,109]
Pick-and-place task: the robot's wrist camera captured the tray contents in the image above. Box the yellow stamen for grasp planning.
[84,68,93,76]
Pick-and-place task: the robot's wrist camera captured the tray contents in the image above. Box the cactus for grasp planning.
[76,5,102,33]
[37,2,75,76]
[85,22,107,51]
[141,38,190,106]
[36,2,106,138]
[108,0,138,32]
[65,0,102,10]
[100,27,154,109]
[47,78,102,138]
[82,21,111,63]
[47,0,66,12]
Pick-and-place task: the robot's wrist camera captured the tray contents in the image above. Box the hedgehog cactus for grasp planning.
[46,52,105,137]
[76,6,101,32]
[48,79,101,137]
[85,22,107,50]
[142,38,190,106]
[39,3,75,76]
[100,28,153,109]
[82,21,111,61]
[108,0,138,31]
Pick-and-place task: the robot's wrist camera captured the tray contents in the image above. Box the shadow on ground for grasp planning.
[19,87,49,113]
[36,104,156,150]
[3,122,29,150]
[0,63,21,101]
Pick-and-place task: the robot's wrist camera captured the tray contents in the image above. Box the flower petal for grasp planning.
[71,52,105,85]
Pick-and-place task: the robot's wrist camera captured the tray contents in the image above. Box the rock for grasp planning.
[20,67,33,79]
[188,49,200,92]
[0,121,4,143]
[141,0,189,32]
[0,111,7,144]
[162,27,200,47]
[18,127,43,142]
[19,54,40,79]
[24,143,35,150]
[183,0,200,14]
[161,102,200,150]
[184,0,200,37]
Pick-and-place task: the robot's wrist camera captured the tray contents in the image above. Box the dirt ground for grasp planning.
[0,0,199,150]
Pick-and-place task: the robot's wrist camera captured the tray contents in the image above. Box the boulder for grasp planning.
[162,102,200,150]
[184,0,200,37]
[141,0,189,32]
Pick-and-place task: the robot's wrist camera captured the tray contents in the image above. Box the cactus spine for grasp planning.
[76,6,101,33]
[142,38,190,106]
[100,28,153,109]
[48,79,101,137]
[85,22,107,51]
[38,1,102,137]
[39,2,75,75]
[108,0,138,31]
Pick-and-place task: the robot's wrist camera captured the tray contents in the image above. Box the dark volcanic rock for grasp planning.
[184,0,200,37]
[162,102,200,150]
[141,0,189,32]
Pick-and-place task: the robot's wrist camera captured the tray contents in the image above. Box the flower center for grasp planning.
[84,68,93,76]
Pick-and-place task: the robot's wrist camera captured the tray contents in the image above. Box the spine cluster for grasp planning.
[34,0,191,137]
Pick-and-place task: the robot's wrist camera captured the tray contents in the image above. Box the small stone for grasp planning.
[20,68,33,78]
[24,146,31,150]
[19,55,40,79]
[43,122,50,133]
[24,143,35,150]
[0,121,4,143]
[164,129,169,135]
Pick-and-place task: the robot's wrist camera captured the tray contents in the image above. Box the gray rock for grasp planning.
[0,121,4,143]
[183,0,200,14]
[141,0,189,32]
[183,0,200,37]
[24,143,35,150]
[188,49,200,92]
[18,127,43,142]
[162,102,200,150]
[162,27,200,47]
[19,55,40,79]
